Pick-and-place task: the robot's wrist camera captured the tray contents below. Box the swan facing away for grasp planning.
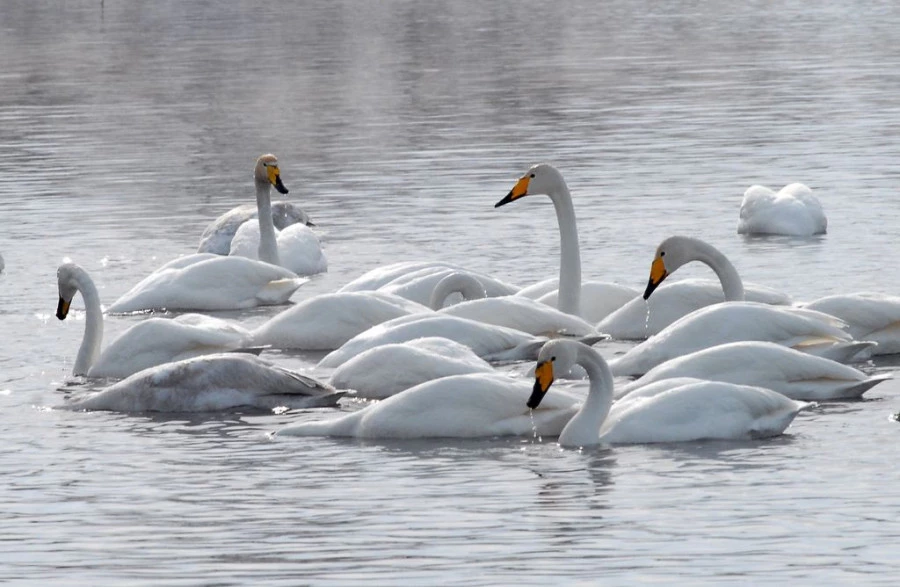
[430,272,599,337]
[57,262,257,378]
[616,341,891,401]
[804,293,900,357]
[495,164,638,322]
[107,253,305,313]
[65,353,342,413]
[738,183,827,236]
[251,291,431,351]
[198,201,313,255]
[608,236,867,376]
[328,337,496,399]
[529,340,805,447]
[276,371,581,439]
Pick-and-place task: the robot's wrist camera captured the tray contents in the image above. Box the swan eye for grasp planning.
[530,173,536,178]
[551,356,556,362]
[660,251,666,257]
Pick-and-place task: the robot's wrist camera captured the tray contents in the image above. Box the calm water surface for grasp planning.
[2,0,900,584]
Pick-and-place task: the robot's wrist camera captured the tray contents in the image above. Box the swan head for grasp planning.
[56,262,82,320]
[254,154,289,195]
[527,338,578,409]
[495,163,566,207]
[643,235,696,300]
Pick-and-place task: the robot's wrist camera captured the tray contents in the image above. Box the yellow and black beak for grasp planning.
[495,175,530,208]
[267,165,289,195]
[527,359,555,409]
[56,297,71,320]
[643,256,669,300]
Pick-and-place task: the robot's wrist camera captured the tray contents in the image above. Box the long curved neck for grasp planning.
[72,268,103,376]
[547,182,581,317]
[256,179,280,266]
[429,272,487,310]
[689,239,744,301]
[558,344,614,447]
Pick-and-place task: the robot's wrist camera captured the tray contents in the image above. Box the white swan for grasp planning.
[251,291,431,351]
[608,236,867,376]
[495,163,639,322]
[317,314,551,369]
[107,253,305,313]
[56,262,257,378]
[597,278,791,340]
[804,293,900,357]
[276,371,581,439]
[224,154,325,274]
[198,201,313,255]
[529,340,805,447]
[328,337,496,399]
[738,183,827,236]
[430,272,599,337]
[65,353,342,413]
[616,341,891,401]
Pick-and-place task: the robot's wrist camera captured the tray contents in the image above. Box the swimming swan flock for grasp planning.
[41,155,898,447]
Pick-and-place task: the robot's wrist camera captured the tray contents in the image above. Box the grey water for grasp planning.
[2,0,900,583]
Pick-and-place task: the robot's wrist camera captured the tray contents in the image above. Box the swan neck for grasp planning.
[72,268,104,376]
[256,180,280,266]
[559,344,614,447]
[692,240,744,301]
[429,273,488,310]
[548,183,581,317]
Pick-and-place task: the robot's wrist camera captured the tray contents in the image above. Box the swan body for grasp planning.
[495,163,637,321]
[107,254,305,313]
[252,291,430,351]
[738,183,827,236]
[431,272,598,336]
[198,201,313,255]
[608,302,856,377]
[65,354,342,413]
[229,218,327,276]
[328,337,496,399]
[617,341,891,401]
[376,266,519,306]
[515,279,639,324]
[598,278,791,340]
[277,372,580,439]
[57,262,256,378]
[529,340,805,447]
[318,314,547,369]
[804,293,900,356]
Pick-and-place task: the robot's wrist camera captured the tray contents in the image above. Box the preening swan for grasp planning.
[65,353,342,413]
[251,291,431,351]
[56,262,256,378]
[616,341,891,401]
[328,337,496,399]
[803,293,900,357]
[107,253,305,313]
[495,164,638,322]
[738,183,827,236]
[276,371,581,439]
[430,272,599,337]
[198,201,313,255]
[529,340,805,447]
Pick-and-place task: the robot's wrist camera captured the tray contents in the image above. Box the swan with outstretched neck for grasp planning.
[608,236,871,376]
[528,339,805,447]
[57,262,255,378]
[108,155,307,313]
[495,164,637,322]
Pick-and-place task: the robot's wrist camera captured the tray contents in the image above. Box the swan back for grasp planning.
[738,183,827,236]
